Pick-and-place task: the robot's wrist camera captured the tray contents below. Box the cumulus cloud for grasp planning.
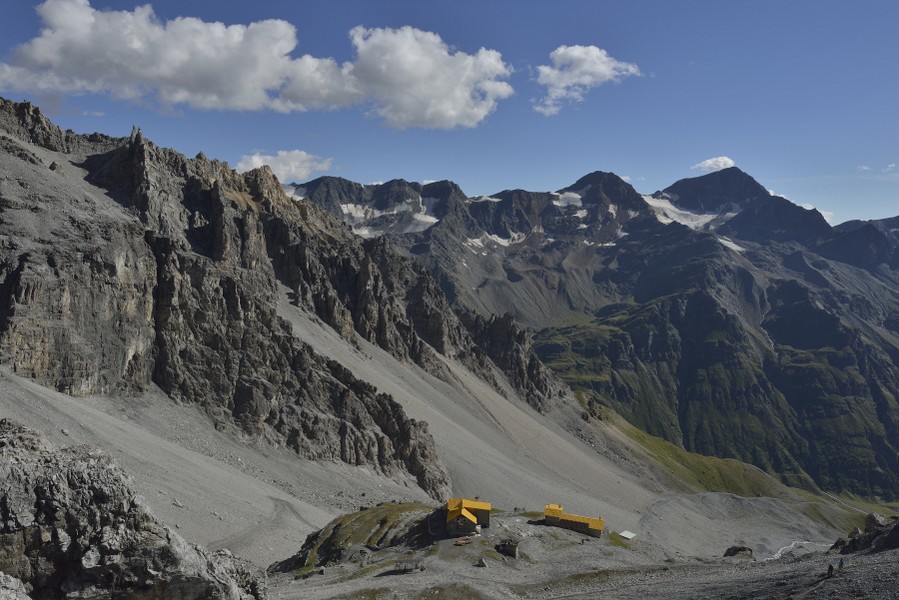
[0,0,513,129]
[857,165,872,172]
[884,163,897,173]
[347,26,513,129]
[236,150,332,183]
[691,156,736,172]
[534,45,640,116]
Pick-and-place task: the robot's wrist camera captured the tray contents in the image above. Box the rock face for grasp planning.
[0,97,458,500]
[288,176,569,409]
[0,419,266,599]
[831,513,899,554]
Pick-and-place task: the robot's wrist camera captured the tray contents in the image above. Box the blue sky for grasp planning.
[0,1,896,224]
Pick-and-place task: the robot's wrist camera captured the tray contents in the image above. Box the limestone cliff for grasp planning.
[0,98,451,499]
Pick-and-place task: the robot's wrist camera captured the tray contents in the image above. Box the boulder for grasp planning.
[723,546,754,558]
[0,572,30,600]
[865,513,889,532]
[877,521,899,550]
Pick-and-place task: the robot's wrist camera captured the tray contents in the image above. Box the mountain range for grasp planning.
[3,94,898,597]
[288,164,899,499]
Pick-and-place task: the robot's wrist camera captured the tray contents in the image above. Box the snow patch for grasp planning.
[717,237,746,253]
[465,231,526,248]
[404,213,439,233]
[553,191,583,208]
[643,195,739,231]
[283,184,305,200]
[351,226,379,239]
[574,209,588,219]
[471,195,502,203]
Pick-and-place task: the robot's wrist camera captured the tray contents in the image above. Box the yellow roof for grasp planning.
[446,497,491,522]
[544,503,604,530]
[544,503,563,516]
[446,505,477,524]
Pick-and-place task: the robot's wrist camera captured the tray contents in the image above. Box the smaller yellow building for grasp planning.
[544,504,604,538]
[445,498,491,535]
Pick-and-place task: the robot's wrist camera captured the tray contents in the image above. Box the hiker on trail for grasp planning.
[827,564,834,578]
[838,558,844,570]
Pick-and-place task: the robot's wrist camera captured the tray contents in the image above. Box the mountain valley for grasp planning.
[1,97,898,598]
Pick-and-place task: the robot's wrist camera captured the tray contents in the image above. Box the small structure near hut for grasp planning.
[445,497,491,536]
[544,504,604,538]
[497,538,520,559]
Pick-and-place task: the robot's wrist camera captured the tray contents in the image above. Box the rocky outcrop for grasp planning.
[723,545,754,558]
[0,97,451,500]
[0,419,266,599]
[461,312,566,412]
[0,572,31,600]
[269,502,432,574]
[831,513,899,554]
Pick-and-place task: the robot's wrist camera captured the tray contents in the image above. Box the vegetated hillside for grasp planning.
[298,167,899,499]
[0,97,563,501]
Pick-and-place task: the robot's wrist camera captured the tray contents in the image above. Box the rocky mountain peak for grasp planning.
[660,166,769,213]
[294,175,372,214]
[561,170,645,208]
[370,178,423,211]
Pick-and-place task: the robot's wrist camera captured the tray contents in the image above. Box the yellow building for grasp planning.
[544,504,604,538]
[445,498,491,535]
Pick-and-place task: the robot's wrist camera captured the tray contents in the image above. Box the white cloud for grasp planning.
[534,45,640,116]
[0,0,513,129]
[236,150,332,183]
[10,0,298,110]
[857,165,872,172]
[691,156,736,172]
[348,26,513,129]
[883,163,896,173]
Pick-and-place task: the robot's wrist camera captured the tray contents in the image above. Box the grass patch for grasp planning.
[482,547,503,561]
[607,407,789,498]
[295,502,434,570]
[607,532,630,549]
[516,511,544,520]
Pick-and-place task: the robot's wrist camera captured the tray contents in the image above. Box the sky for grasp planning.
[0,1,896,224]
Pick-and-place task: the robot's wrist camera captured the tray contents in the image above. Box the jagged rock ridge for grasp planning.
[1,98,572,500]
